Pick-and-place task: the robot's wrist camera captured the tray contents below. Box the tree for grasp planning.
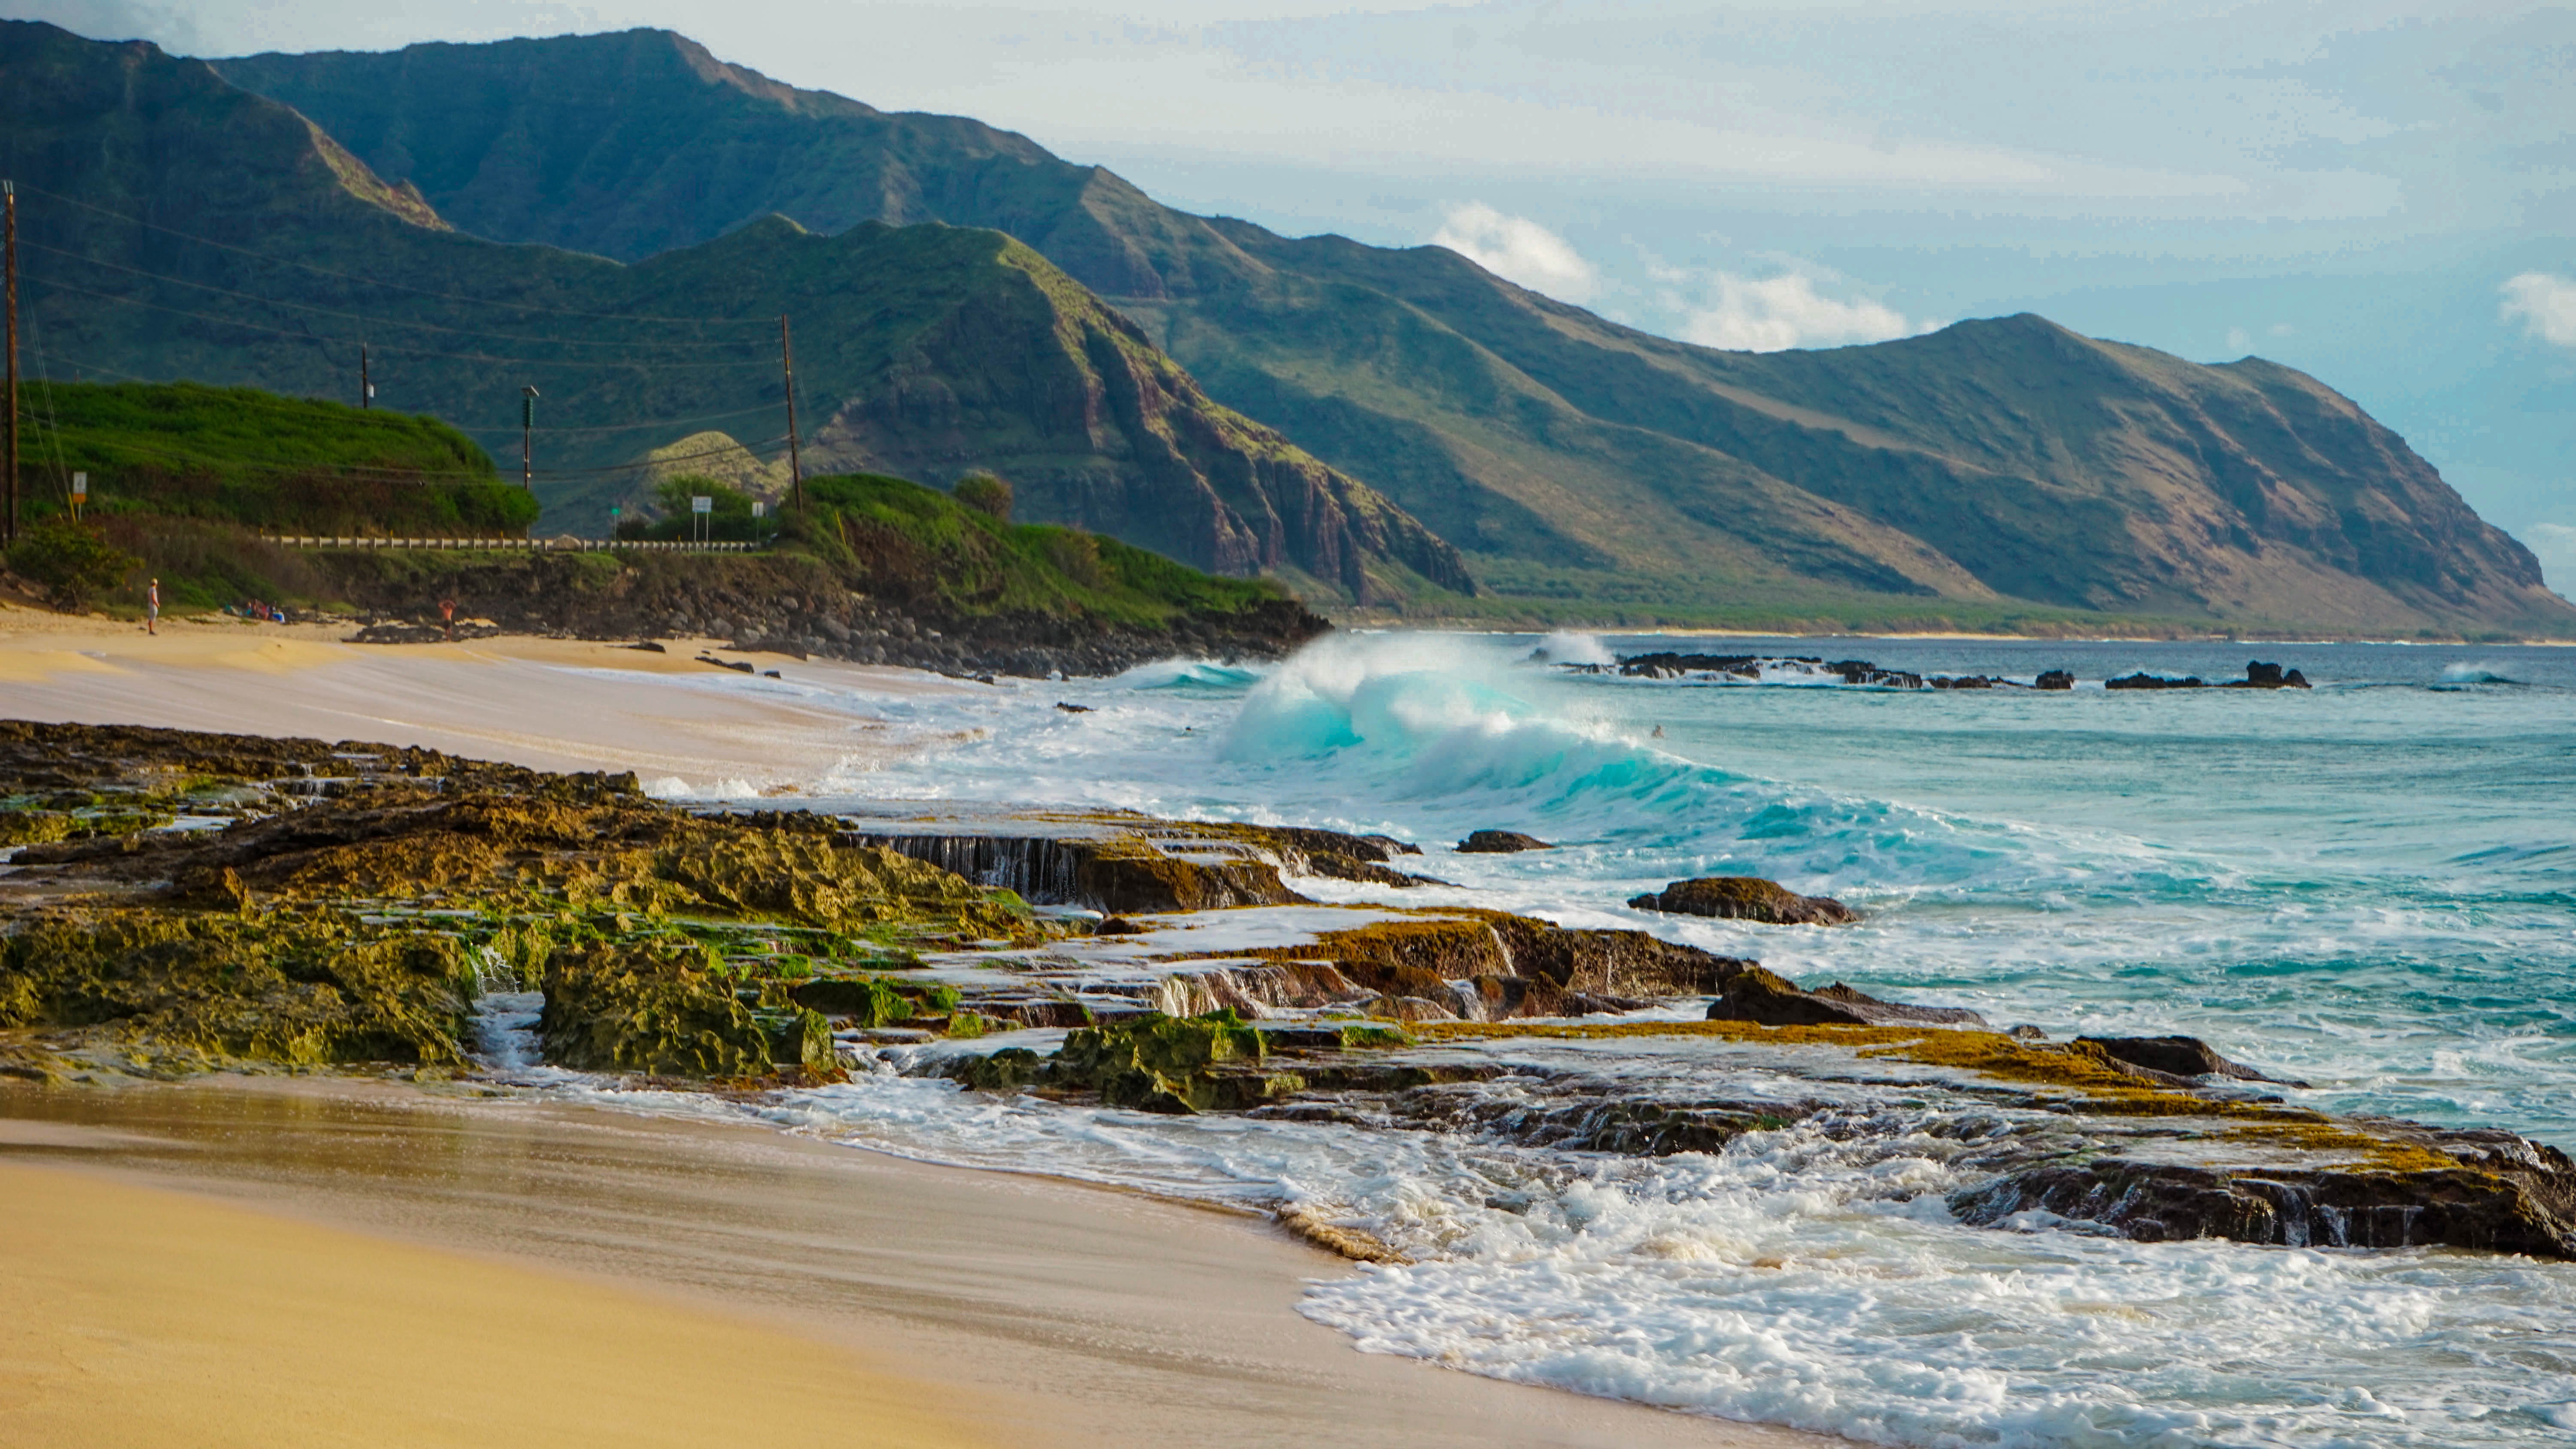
[951,473,1013,524]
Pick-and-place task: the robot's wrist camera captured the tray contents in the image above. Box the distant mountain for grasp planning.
[0,21,1468,604]
[15,22,2569,634]
[219,27,2576,637]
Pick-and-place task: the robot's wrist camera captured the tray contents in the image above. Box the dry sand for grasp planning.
[0,1081,1829,1449]
[0,599,970,786]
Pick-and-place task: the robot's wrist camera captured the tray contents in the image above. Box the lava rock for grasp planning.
[2231,660,2311,689]
[2107,672,2205,689]
[2035,670,2075,690]
[1706,966,1987,1028]
[1629,876,1859,925]
[2079,1034,2307,1087]
[1457,830,1552,853]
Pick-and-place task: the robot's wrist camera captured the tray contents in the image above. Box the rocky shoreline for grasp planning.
[4,718,2570,1261]
[322,551,1327,678]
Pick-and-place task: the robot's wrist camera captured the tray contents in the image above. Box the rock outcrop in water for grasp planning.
[12,719,2574,1264]
[1630,876,1859,925]
[1707,966,1987,1027]
[1456,830,1552,853]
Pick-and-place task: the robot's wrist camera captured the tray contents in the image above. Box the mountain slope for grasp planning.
[0,21,1466,603]
[222,27,2574,637]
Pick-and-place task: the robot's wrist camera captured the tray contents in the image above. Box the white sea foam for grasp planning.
[549,631,2576,1447]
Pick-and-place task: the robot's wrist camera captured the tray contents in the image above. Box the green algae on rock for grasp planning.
[0,721,1039,1081]
[1045,1010,1306,1114]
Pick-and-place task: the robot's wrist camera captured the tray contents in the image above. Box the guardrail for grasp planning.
[264,537,765,553]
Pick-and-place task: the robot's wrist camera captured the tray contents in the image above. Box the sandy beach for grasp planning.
[0,599,972,787]
[0,604,1834,1448]
[0,1079,1823,1449]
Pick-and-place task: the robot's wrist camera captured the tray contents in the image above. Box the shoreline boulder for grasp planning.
[1707,966,1987,1028]
[1629,876,1858,925]
[1457,830,1552,853]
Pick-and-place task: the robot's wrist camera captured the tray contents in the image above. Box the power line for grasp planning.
[447,404,788,437]
[26,278,781,370]
[12,183,776,328]
[24,241,778,353]
[16,417,793,483]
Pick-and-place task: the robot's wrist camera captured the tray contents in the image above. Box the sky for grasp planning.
[13,0,2576,587]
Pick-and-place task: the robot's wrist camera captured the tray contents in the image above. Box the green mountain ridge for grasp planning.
[0,20,1467,606]
[213,25,2575,637]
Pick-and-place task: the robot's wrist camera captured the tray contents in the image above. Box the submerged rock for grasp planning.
[1456,830,1552,853]
[1705,966,1988,1028]
[1629,876,1859,925]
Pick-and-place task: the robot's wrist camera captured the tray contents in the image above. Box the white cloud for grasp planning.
[1675,272,1922,353]
[1430,203,1597,304]
[2501,273,2576,347]
[2227,326,2252,354]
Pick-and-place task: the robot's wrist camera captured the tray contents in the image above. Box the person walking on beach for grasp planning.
[440,597,457,642]
[145,578,160,636]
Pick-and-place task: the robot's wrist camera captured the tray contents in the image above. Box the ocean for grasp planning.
[552,632,2576,1446]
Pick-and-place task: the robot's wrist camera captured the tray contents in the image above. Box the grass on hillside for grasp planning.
[9,381,531,537]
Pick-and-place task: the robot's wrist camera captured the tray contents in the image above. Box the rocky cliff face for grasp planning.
[816,239,1470,600]
[2,22,1466,604]
[216,25,2576,636]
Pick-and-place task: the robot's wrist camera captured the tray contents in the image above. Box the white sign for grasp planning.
[690,495,713,514]
[751,501,766,518]
[70,472,87,497]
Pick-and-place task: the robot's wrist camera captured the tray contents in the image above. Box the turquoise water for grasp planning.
[639,631,2576,1445]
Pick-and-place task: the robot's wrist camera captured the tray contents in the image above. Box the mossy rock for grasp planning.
[965,1046,1043,1092]
[538,938,772,1077]
[1048,1009,1285,1113]
[0,908,477,1067]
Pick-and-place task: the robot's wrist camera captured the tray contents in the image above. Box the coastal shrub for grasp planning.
[5,518,139,609]
[620,476,766,543]
[94,514,328,612]
[951,472,1013,523]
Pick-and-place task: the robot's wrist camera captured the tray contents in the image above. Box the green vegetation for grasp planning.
[950,473,1012,523]
[617,476,767,543]
[780,472,1285,627]
[0,380,536,613]
[3,518,139,609]
[11,381,524,534]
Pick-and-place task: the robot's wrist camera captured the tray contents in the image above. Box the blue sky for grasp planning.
[15,0,2574,587]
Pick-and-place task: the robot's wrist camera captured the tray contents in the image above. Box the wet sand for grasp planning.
[0,1156,984,1449]
[0,1078,1828,1449]
[0,600,970,786]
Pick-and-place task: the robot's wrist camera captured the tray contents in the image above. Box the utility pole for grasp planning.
[360,345,371,409]
[520,385,539,490]
[5,180,17,546]
[780,314,804,513]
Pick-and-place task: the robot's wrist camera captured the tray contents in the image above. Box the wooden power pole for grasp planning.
[781,314,804,513]
[360,345,371,409]
[520,385,538,490]
[5,180,17,546]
